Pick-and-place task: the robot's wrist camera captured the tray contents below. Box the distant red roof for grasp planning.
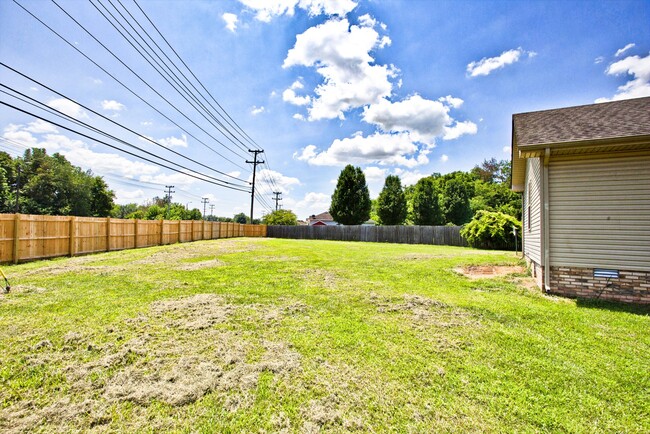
[307,211,333,222]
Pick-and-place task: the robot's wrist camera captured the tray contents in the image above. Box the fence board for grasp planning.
[0,213,266,264]
[266,225,468,247]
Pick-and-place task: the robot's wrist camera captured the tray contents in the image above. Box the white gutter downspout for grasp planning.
[543,148,551,293]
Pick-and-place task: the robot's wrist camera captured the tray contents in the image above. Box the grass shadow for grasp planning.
[576,298,650,316]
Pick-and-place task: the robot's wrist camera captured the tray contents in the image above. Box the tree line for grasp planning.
[0,149,114,217]
[329,158,520,226]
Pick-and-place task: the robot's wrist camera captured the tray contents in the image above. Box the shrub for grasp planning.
[461,210,522,250]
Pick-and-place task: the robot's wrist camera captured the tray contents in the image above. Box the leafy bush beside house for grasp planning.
[461,210,522,250]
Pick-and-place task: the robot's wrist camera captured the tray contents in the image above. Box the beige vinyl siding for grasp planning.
[524,157,543,264]
[548,153,650,272]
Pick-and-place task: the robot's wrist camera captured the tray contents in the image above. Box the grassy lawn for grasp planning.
[0,238,648,432]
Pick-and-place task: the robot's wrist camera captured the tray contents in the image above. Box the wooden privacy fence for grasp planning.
[0,213,267,264]
[267,224,468,247]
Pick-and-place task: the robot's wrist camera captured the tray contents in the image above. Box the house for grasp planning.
[306,211,337,226]
[511,96,650,304]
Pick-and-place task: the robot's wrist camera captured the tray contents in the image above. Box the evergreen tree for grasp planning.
[329,164,371,225]
[377,175,406,225]
[411,177,443,225]
[440,177,473,225]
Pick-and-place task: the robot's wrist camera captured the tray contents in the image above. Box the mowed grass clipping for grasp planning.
[0,238,648,433]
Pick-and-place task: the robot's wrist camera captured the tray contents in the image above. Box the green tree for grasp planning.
[112,203,138,219]
[233,212,249,224]
[434,172,475,225]
[90,177,115,217]
[377,175,407,225]
[262,209,298,225]
[330,164,371,225]
[411,177,443,225]
[2,148,115,216]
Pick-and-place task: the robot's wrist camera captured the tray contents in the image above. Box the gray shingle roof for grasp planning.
[513,96,650,147]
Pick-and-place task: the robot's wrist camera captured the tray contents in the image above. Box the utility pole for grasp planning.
[165,185,175,218]
[209,204,215,217]
[246,149,264,224]
[272,191,282,211]
[201,197,209,220]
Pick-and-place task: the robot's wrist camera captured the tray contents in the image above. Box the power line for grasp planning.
[1,63,251,185]
[89,0,252,155]
[0,100,252,193]
[48,0,249,161]
[132,0,260,151]
[12,0,249,171]
[0,86,250,191]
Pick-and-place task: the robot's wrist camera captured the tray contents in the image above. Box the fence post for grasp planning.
[12,213,20,264]
[69,216,76,257]
[178,220,182,244]
[106,217,111,252]
[134,219,139,248]
[160,219,164,246]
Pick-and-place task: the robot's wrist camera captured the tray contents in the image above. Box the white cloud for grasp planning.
[222,12,238,32]
[615,43,635,57]
[503,145,511,154]
[596,52,650,102]
[159,134,188,148]
[293,131,429,168]
[47,98,89,119]
[283,18,396,120]
[358,13,376,28]
[227,171,241,178]
[3,123,160,180]
[285,191,331,218]
[282,88,311,106]
[363,166,387,182]
[362,94,476,144]
[440,154,449,162]
[438,95,463,108]
[290,79,304,90]
[101,100,125,111]
[393,168,426,187]
[443,120,478,140]
[239,0,357,22]
[250,169,301,192]
[140,121,153,127]
[293,113,305,121]
[251,105,265,115]
[467,47,534,77]
[24,120,58,134]
[114,188,146,205]
[595,56,605,64]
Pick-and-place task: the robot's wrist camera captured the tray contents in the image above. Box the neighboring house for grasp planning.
[307,212,337,226]
[511,96,650,304]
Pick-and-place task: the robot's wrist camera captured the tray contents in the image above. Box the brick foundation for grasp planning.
[523,258,650,304]
[549,266,650,304]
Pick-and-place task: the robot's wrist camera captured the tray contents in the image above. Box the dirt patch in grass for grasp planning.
[176,258,224,271]
[150,293,233,330]
[132,239,260,266]
[0,293,302,432]
[301,268,340,290]
[370,293,481,332]
[454,265,526,279]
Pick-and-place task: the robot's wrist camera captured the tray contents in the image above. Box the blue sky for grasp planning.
[1,0,649,219]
